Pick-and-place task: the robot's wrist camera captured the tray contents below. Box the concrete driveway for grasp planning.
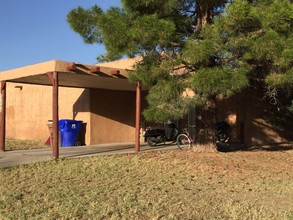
[0,143,178,168]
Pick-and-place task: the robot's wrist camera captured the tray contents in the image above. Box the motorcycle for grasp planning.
[144,121,178,146]
[215,121,229,143]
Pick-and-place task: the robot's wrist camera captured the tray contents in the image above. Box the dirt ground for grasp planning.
[141,142,293,179]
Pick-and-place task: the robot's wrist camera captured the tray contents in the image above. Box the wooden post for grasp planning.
[47,72,59,159]
[135,81,141,152]
[0,81,6,152]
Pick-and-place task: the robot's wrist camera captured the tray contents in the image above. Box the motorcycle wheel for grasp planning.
[147,137,157,146]
[217,132,228,143]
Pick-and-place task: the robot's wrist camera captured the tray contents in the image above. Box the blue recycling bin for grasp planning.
[58,119,83,147]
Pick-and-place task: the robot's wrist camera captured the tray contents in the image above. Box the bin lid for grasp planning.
[58,119,83,131]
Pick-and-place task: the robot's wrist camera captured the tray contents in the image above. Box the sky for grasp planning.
[0,0,121,71]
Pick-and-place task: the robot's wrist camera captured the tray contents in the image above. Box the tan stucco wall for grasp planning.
[6,82,91,144]
[6,81,291,147]
[5,83,146,146]
[89,89,136,144]
[216,87,292,146]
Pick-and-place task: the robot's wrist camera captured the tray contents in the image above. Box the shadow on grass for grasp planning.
[217,142,293,152]
[62,143,176,158]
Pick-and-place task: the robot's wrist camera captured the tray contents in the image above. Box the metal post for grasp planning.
[135,81,141,152]
[0,81,6,152]
[47,72,59,159]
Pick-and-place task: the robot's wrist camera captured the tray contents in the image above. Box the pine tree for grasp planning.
[67,0,293,123]
[67,0,228,121]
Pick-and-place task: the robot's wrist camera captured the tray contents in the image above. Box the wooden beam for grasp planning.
[135,81,141,152]
[52,72,59,159]
[47,72,59,159]
[47,72,54,85]
[90,66,100,73]
[0,81,6,152]
[67,63,77,71]
[110,69,120,75]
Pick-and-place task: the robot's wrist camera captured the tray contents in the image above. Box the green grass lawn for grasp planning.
[0,150,293,219]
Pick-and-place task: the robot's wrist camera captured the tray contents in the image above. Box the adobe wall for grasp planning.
[175,86,292,147]
[217,87,293,146]
[75,88,148,145]
[6,82,91,144]
[8,81,289,147]
[89,89,138,144]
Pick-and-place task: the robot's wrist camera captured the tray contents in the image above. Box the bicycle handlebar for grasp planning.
[183,124,196,128]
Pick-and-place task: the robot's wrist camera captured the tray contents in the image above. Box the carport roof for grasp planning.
[0,59,146,91]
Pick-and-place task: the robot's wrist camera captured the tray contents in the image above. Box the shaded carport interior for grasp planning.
[0,59,146,158]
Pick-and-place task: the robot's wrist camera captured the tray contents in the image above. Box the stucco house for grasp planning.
[0,57,292,156]
[5,58,145,144]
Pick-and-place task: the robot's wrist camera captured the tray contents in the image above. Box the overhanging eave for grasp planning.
[0,60,148,91]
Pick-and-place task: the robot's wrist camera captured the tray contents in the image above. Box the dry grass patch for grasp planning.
[5,138,49,151]
[0,150,293,219]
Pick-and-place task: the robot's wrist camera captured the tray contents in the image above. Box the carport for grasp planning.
[0,60,145,158]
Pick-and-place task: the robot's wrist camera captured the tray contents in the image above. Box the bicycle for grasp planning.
[176,125,196,150]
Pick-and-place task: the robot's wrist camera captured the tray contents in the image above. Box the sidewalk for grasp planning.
[0,143,178,168]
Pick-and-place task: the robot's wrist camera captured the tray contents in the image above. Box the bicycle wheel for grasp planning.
[176,134,191,150]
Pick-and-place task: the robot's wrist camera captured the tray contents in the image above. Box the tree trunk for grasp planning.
[195,0,212,31]
[195,98,217,148]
